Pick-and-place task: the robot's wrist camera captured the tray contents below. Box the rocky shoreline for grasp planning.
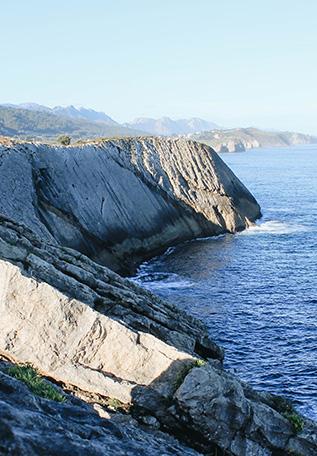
[0,138,316,455]
[0,137,260,274]
[191,128,317,154]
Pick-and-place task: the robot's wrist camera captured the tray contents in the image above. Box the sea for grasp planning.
[132,145,317,420]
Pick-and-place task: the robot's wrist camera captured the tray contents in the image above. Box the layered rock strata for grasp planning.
[0,137,260,273]
[0,217,316,455]
[1,138,314,455]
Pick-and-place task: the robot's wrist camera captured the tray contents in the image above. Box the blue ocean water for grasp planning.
[133,145,317,420]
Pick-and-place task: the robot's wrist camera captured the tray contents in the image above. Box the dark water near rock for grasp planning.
[133,145,317,420]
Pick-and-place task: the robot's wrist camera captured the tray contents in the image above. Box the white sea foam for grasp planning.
[163,246,176,256]
[193,233,226,242]
[148,279,193,290]
[132,270,194,290]
[241,220,309,235]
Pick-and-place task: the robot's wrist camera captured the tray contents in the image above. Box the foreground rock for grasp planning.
[0,215,219,404]
[0,215,221,362]
[0,362,200,456]
[172,363,317,455]
[0,217,316,455]
[0,137,260,273]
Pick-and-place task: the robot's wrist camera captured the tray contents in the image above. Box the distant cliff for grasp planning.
[0,137,260,274]
[191,127,317,152]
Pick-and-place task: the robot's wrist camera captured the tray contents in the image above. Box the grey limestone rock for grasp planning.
[0,137,261,273]
[0,214,222,362]
[172,363,317,455]
[0,362,201,456]
[2,138,314,455]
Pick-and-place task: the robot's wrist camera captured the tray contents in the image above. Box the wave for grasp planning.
[241,220,310,235]
[132,270,194,290]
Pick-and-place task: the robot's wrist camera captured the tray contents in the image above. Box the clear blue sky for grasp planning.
[1,0,316,133]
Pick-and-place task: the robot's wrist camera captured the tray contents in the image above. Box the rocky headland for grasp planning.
[191,127,317,153]
[0,137,260,274]
[0,137,316,455]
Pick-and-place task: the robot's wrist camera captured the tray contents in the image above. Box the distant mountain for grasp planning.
[3,104,314,149]
[2,104,221,136]
[191,127,317,152]
[0,106,143,140]
[124,117,220,136]
[51,106,118,125]
[4,103,52,112]
[3,103,118,126]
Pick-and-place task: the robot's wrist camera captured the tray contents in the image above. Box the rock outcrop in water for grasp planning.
[0,137,260,273]
[0,138,315,455]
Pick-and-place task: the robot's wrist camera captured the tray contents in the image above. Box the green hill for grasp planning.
[0,106,144,141]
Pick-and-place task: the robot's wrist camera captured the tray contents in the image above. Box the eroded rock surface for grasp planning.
[172,363,317,455]
[0,215,221,361]
[0,362,201,456]
[1,138,315,455]
[0,215,220,404]
[0,217,316,455]
[0,137,260,273]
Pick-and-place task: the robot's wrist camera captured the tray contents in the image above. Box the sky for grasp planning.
[1,0,317,133]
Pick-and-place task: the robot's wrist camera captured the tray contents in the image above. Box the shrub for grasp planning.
[269,395,304,433]
[7,363,66,403]
[57,135,71,145]
[284,412,304,433]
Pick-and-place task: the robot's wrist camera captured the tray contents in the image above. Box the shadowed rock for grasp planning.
[0,362,201,456]
[1,138,314,455]
[172,363,317,455]
[0,137,261,273]
[0,215,222,362]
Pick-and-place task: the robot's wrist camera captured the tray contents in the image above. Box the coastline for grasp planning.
[0,138,315,455]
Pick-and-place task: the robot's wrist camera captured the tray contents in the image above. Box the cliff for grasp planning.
[0,215,316,455]
[0,137,260,273]
[191,127,317,153]
[0,138,315,455]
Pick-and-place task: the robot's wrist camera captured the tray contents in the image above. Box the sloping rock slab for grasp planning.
[0,138,261,273]
[0,247,196,403]
[0,215,222,361]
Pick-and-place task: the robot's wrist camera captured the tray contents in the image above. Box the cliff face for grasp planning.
[192,128,317,153]
[0,137,260,273]
[0,139,316,455]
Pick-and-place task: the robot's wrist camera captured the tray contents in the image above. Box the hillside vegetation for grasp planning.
[0,106,143,140]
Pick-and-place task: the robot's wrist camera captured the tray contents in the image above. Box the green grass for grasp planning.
[107,397,124,411]
[7,363,66,403]
[283,412,305,433]
[269,395,304,433]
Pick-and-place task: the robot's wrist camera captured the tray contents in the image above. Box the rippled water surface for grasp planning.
[133,145,317,419]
